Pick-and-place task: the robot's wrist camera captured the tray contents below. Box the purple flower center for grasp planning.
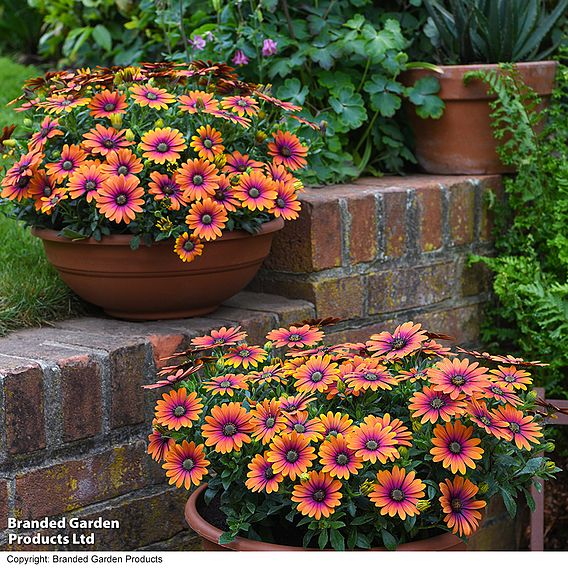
[117,165,129,175]
[146,92,158,100]
[286,450,299,463]
[182,458,194,471]
[62,160,73,171]
[391,337,407,350]
[364,373,378,382]
[509,423,520,433]
[293,424,306,433]
[104,103,116,112]
[451,498,463,512]
[328,430,339,437]
[222,423,237,437]
[193,174,204,185]
[201,214,212,225]
[365,440,378,451]
[103,139,116,148]
[183,240,195,252]
[335,453,349,466]
[491,386,504,395]
[248,187,260,198]
[289,334,301,341]
[451,374,466,386]
[85,179,98,191]
[43,186,52,197]
[115,194,127,206]
[449,441,462,454]
[313,489,326,503]
[264,466,275,480]
[276,198,286,208]
[174,405,186,417]
[390,489,405,502]
[239,349,250,358]
[157,142,169,153]
[480,416,491,426]
[265,417,275,428]
[280,145,292,157]
[220,380,232,388]
[430,397,444,409]
[310,371,323,382]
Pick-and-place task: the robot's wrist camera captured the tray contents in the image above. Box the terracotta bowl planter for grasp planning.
[185,484,466,551]
[32,218,284,320]
[401,61,558,174]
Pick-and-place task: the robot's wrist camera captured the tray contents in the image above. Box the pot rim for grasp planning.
[405,60,558,75]
[31,217,285,246]
[185,483,465,551]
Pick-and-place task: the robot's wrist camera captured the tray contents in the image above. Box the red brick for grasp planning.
[417,304,482,344]
[148,333,185,370]
[449,182,475,245]
[479,176,504,243]
[109,343,150,429]
[382,189,408,258]
[3,365,46,455]
[461,261,492,297]
[60,357,102,442]
[212,306,277,344]
[368,262,456,315]
[0,479,9,530]
[223,291,315,326]
[14,442,148,518]
[264,195,343,272]
[347,193,378,263]
[415,184,443,252]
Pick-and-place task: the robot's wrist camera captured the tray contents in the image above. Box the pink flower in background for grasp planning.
[232,50,249,66]
[262,39,278,56]
[189,35,206,50]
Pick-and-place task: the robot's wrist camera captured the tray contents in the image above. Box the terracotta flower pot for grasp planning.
[31,218,284,320]
[185,484,466,551]
[401,61,557,174]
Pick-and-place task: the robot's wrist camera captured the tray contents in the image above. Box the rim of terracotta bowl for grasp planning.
[31,217,285,245]
[185,484,465,551]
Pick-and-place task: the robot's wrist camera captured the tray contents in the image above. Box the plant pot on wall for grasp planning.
[32,218,283,321]
[401,61,557,175]
[185,484,466,551]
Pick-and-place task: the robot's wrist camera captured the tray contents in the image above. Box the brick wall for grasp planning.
[252,174,502,345]
[0,175,508,551]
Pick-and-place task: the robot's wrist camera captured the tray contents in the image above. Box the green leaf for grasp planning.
[92,24,112,52]
[318,528,329,549]
[381,528,397,551]
[406,76,445,119]
[218,532,237,545]
[516,456,545,476]
[501,487,517,518]
[276,78,308,105]
[328,88,367,132]
[330,528,345,551]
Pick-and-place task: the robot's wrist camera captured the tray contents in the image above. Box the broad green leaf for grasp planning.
[328,88,367,132]
[318,528,329,549]
[501,487,517,518]
[381,528,397,550]
[92,24,112,52]
[330,528,345,551]
[276,78,308,105]
[218,532,237,545]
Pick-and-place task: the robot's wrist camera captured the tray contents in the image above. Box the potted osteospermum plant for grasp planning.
[146,320,559,550]
[0,62,313,320]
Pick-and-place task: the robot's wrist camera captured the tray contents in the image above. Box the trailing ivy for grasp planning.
[467,55,568,397]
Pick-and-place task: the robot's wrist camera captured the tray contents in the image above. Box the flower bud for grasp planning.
[230,174,241,186]
[544,442,555,453]
[525,391,537,402]
[478,482,489,494]
[255,131,268,143]
[417,500,431,512]
[359,480,374,496]
[299,471,311,481]
[258,110,266,120]
[411,419,423,432]
[1,139,16,147]
[213,153,226,168]
[23,118,33,127]
[398,447,409,458]
[263,341,273,351]
[215,359,226,371]
[545,461,557,473]
[154,118,164,129]
[110,113,123,129]
[125,129,135,141]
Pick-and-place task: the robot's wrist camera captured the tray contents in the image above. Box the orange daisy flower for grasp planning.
[162,440,209,490]
[369,466,426,520]
[439,476,486,537]
[203,373,248,396]
[67,161,104,202]
[130,84,175,109]
[95,175,144,224]
[250,399,287,444]
[346,423,399,464]
[140,127,187,164]
[154,387,203,431]
[319,411,355,438]
[176,158,220,200]
[294,355,340,393]
[490,365,532,390]
[428,358,491,400]
[46,144,87,182]
[291,471,342,520]
[190,125,225,161]
[221,95,259,117]
[101,148,143,179]
[185,197,228,241]
[492,405,543,450]
[267,130,308,170]
[282,410,325,442]
[83,124,133,156]
[269,181,301,220]
[223,344,267,369]
[201,402,253,453]
[233,170,277,211]
[149,172,188,210]
[266,431,316,480]
[89,90,127,118]
[430,421,484,474]
[367,321,428,359]
[319,434,363,479]
[246,452,284,493]
[174,232,203,263]
[178,90,219,114]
